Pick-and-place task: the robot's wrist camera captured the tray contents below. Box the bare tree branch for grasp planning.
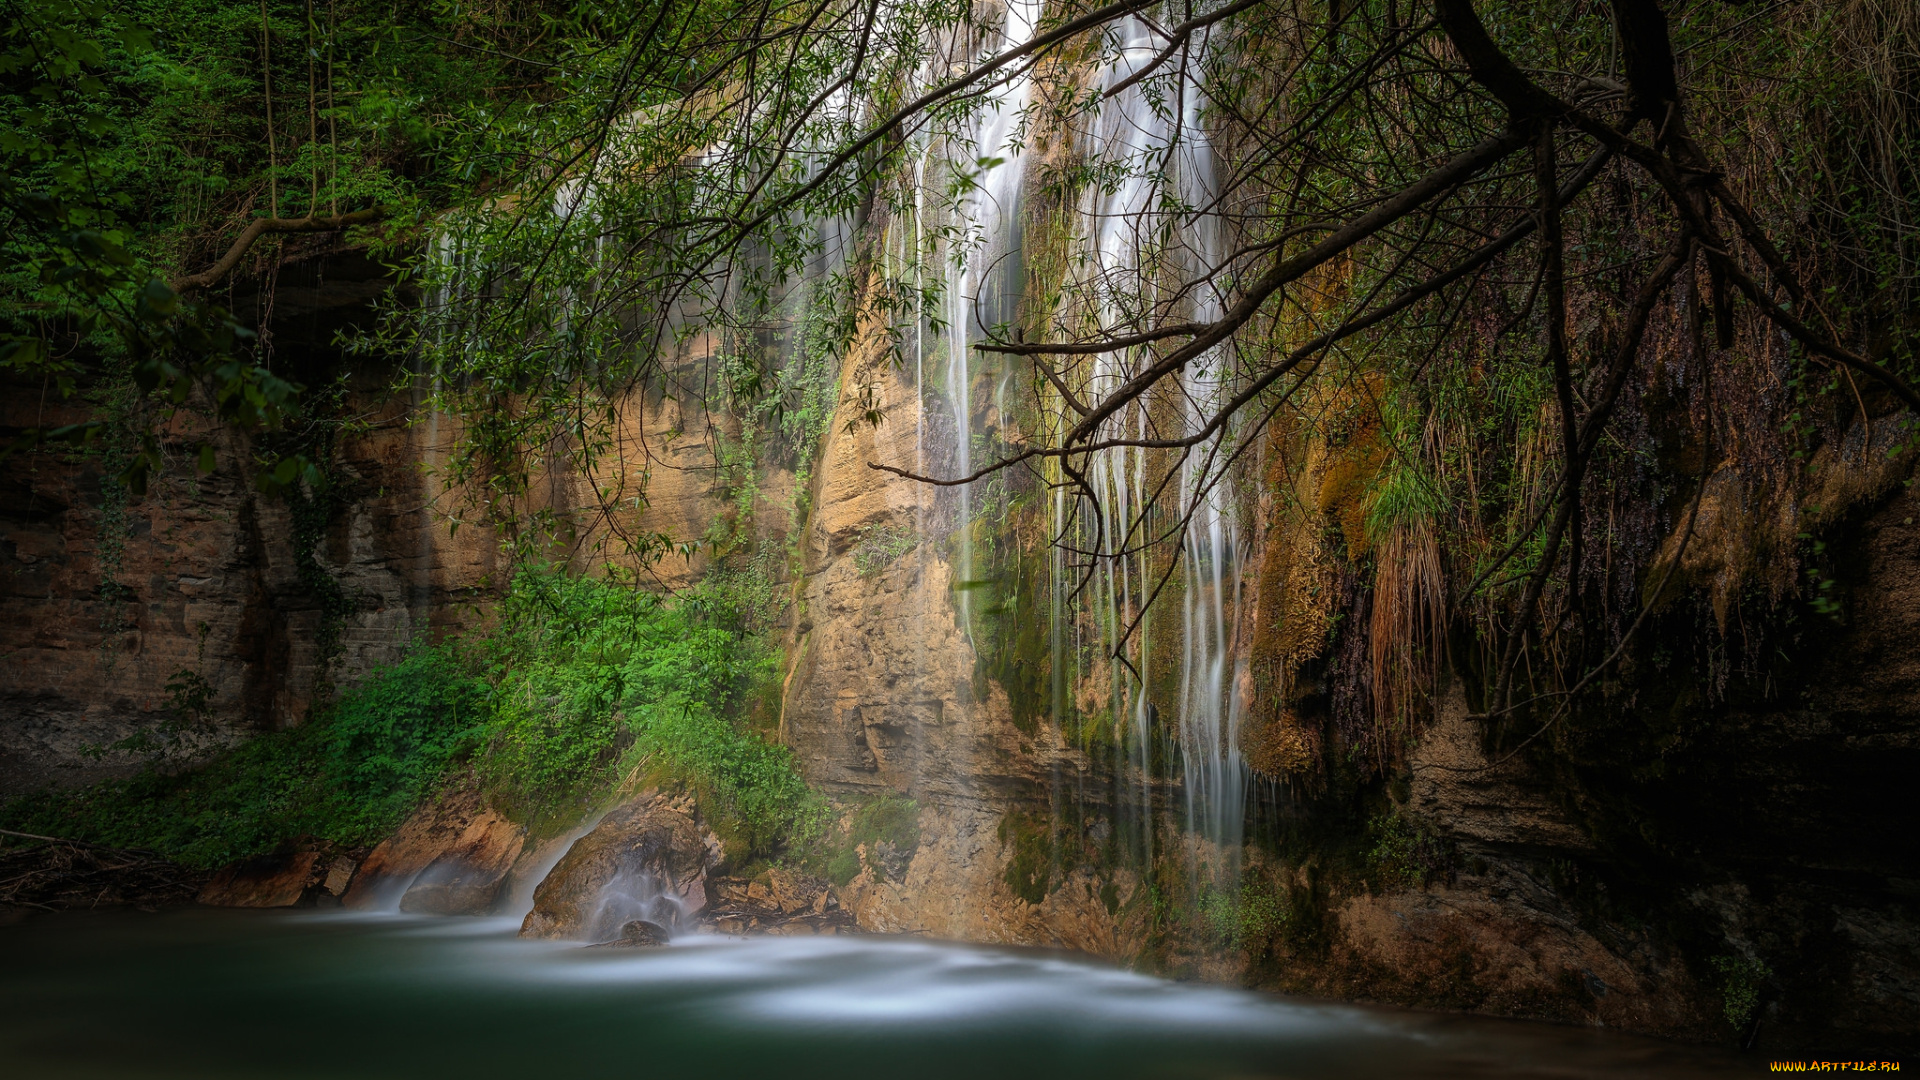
[176,207,384,293]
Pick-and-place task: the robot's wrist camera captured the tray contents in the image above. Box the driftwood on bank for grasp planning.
[174,207,384,294]
[0,829,206,912]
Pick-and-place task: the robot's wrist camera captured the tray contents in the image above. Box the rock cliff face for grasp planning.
[1252,484,1920,1050]
[0,257,498,791]
[5,247,1918,1054]
[0,253,739,793]
[773,356,1150,955]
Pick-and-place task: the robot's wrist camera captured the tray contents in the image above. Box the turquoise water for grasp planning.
[0,909,1747,1078]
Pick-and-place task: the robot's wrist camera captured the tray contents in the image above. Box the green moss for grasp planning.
[969,547,1052,735]
[998,808,1060,904]
[848,793,920,851]
[1199,884,1288,955]
[809,792,920,886]
[1366,807,1455,891]
[1710,954,1770,1031]
[825,847,862,887]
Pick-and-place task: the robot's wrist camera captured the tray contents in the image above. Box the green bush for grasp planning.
[636,702,823,857]
[0,645,482,867]
[474,568,820,850]
[0,566,825,866]
[318,647,488,838]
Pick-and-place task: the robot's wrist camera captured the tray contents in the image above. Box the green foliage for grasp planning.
[697,544,791,637]
[470,568,820,853]
[318,648,488,839]
[0,645,483,866]
[1363,389,1449,548]
[851,521,918,576]
[1,566,826,865]
[1796,527,1844,621]
[1367,808,1454,891]
[1198,884,1287,955]
[637,702,824,858]
[1710,953,1770,1031]
[2,0,557,492]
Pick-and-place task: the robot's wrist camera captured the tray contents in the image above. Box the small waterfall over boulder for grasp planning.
[519,790,723,943]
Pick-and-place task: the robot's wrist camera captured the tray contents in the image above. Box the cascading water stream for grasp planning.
[424,0,1250,895]
[886,2,1249,873]
[927,0,1040,633]
[1066,15,1247,864]
[1165,87,1246,863]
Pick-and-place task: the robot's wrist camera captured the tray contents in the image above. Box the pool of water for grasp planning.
[0,909,1749,1078]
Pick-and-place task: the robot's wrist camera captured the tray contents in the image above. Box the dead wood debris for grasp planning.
[0,829,207,913]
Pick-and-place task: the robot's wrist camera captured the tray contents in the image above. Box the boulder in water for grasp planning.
[199,841,363,908]
[519,791,719,941]
[199,849,323,908]
[344,787,526,913]
[586,919,672,948]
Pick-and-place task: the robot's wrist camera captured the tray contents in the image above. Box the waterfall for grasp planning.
[887,2,1249,871]
[1164,76,1246,861]
[760,0,1250,920]
[1070,15,1247,859]
[925,0,1040,632]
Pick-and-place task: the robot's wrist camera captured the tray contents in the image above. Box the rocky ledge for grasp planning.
[706,868,858,937]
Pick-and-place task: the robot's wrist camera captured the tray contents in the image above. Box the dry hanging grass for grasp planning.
[1369,516,1446,755]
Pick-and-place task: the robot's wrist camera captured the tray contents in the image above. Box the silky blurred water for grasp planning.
[0,909,1749,1078]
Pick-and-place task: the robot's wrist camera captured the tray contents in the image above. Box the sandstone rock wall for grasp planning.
[0,258,747,795]
[0,364,494,793]
[774,354,1140,953]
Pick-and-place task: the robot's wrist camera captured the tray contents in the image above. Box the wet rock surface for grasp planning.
[585,919,672,948]
[199,842,362,909]
[706,869,857,937]
[520,790,719,941]
[343,786,525,913]
[397,822,524,916]
[199,851,321,908]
